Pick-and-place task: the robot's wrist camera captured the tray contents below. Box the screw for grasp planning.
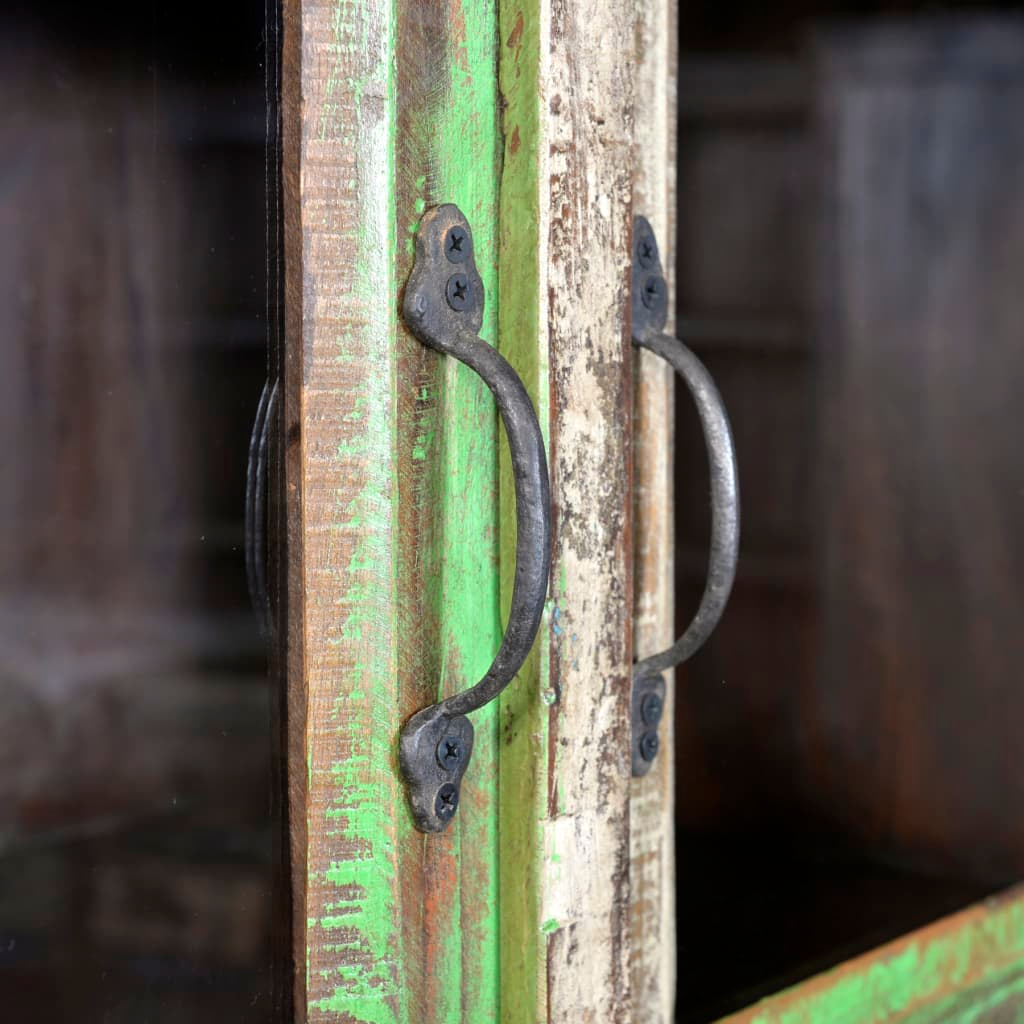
[435,783,459,822]
[637,234,657,269]
[408,292,427,319]
[436,734,463,770]
[446,273,472,311]
[445,226,470,264]
[641,274,665,310]
[638,730,659,762]
[640,692,663,727]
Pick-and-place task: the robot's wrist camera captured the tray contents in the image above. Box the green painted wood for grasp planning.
[288,0,638,1017]
[721,886,1024,1024]
[497,0,548,1019]
[284,0,503,1020]
[413,3,503,1020]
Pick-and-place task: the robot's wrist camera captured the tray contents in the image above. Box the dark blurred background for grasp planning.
[1,2,1023,1023]
[672,3,1024,1020]
[0,4,273,1021]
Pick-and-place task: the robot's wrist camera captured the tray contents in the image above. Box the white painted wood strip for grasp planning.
[631,0,678,1017]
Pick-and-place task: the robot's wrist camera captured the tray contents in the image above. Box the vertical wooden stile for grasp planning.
[498,0,638,1019]
[631,0,678,1018]
[281,0,641,1017]
[281,0,503,1019]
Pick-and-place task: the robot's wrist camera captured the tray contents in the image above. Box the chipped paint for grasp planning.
[629,0,678,1018]
[286,0,502,1020]
[497,0,635,1017]
[721,887,1024,1024]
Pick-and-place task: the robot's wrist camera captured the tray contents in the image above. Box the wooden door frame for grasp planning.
[272,0,677,1019]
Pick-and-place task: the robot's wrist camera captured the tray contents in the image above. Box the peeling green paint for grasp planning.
[301,0,405,1021]
[496,0,550,1020]
[723,888,1024,1024]
[301,0,536,1016]
[428,1,503,1019]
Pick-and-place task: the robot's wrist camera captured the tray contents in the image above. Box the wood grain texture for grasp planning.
[498,0,636,1018]
[281,0,503,1019]
[630,0,677,1020]
[813,20,1024,880]
[720,885,1024,1024]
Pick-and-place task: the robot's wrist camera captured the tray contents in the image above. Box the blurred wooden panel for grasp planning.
[0,817,273,1023]
[676,106,811,317]
[673,58,822,851]
[0,10,272,1022]
[0,18,266,833]
[675,21,1024,880]
[813,20,1024,878]
[0,601,268,840]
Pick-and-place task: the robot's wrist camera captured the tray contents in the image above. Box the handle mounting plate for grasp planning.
[399,206,551,832]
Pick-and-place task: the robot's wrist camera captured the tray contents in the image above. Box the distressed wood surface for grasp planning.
[498,0,636,1018]
[281,0,503,1019]
[630,0,677,1020]
[720,885,1024,1024]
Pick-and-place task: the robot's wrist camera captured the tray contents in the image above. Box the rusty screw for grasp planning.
[435,783,459,822]
[446,273,472,311]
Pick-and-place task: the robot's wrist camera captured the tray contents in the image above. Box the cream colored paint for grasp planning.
[631,0,678,1018]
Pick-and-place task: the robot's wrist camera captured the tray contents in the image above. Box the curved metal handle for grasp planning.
[399,205,551,832]
[630,216,740,775]
[245,378,278,639]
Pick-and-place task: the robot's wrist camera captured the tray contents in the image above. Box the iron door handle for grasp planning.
[399,205,551,832]
[630,216,740,776]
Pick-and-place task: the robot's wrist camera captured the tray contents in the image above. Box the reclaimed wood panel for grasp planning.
[281,0,504,1020]
[720,885,1024,1024]
[498,0,635,1018]
[630,0,677,1019]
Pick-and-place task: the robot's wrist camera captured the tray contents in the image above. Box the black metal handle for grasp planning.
[399,205,551,832]
[629,216,740,776]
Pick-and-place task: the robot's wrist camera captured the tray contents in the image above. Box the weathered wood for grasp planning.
[630,0,677,1019]
[720,885,1024,1024]
[498,0,635,1018]
[281,0,503,1019]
